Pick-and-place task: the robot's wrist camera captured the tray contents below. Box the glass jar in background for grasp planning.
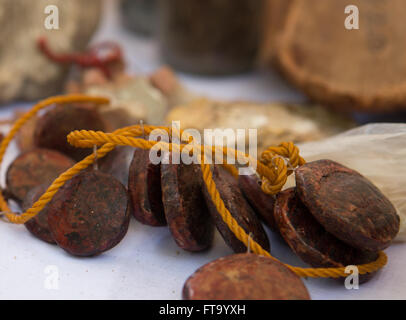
[157,0,264,76]
[121,0,157,36]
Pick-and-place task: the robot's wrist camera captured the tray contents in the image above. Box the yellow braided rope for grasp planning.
[0,94,388,279]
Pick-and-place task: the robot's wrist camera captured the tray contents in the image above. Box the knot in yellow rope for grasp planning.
[259,142,306,195]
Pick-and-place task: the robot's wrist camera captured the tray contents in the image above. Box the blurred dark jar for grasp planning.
[158,0,264,75]
[121,0,157,36]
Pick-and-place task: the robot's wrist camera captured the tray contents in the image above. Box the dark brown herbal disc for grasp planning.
[99,146,134,187]
[274,188,378,283]
[22,184,56,244]
[34,104,106,161]
[183,253,310,300]
[161,155,214,251]
[6,148,75,203]
[47,171,130,256]
[203,166,270,253]
[128,148,166,226]
[295,159,399,251]
[238,174,277,231]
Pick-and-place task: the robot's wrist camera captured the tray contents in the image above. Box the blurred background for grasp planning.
[1,0,406,145]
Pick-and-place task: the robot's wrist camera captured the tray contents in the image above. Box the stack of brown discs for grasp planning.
[8,104,131,256]
[127,149,314,300]
[11,109,272,258]
[181,158,399,300]
[239,159,399,282]
[127,149,271,254]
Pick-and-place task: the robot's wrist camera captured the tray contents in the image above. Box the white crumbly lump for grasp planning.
[166,100,355,154]
[86,77,168,125]
[294,123,406,242]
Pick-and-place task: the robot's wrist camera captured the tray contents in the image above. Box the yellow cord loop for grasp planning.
[259,142,306,196]
[0,94,388,279]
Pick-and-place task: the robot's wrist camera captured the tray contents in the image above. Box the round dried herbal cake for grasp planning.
[6,148,75,203]
[238,174,277,232]
[161,154,214,252]
[99,146,134,187]
[22,184,56,244]
[183,253,310,300]
[47,171,130,256]
[274,188,378,281]
[203,166,270,253]
[34,104,106,161]
[295,160,399,251]
[128,148,166,226]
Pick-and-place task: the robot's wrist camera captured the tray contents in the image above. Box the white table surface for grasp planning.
[0,0,404,300]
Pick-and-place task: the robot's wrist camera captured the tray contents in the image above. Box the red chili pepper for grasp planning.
[37,37,123,79]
